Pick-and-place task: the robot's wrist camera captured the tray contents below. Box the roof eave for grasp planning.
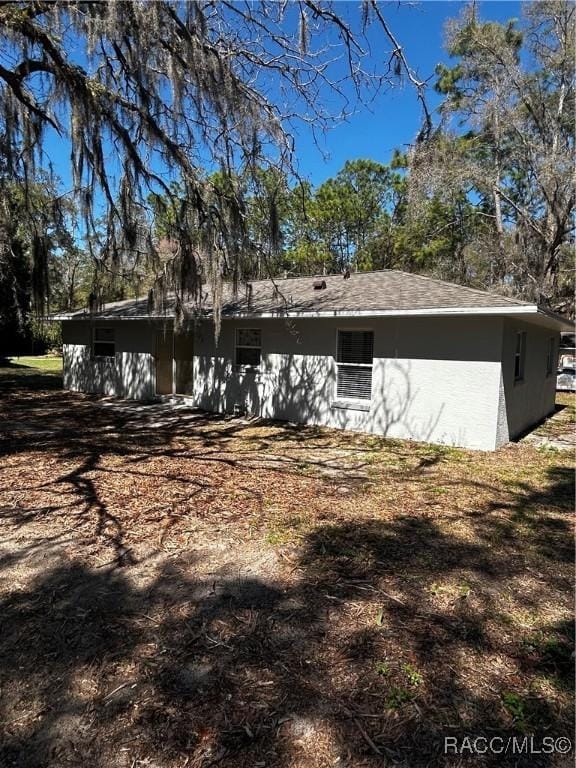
[49,304,573,328]
[221,305,539,319]
[47,313,173,321]
[52,305,537,321]
[535,307,574,331]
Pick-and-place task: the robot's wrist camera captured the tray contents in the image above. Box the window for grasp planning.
[93,327,115,358]
[235,328,261,367]
[514,331,526,382]
[546,337,556,376]
[336,330,374,400]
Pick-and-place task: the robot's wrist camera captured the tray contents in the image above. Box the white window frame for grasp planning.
[93,327,116,359]
[235,328,262,369]
[514,331,526,383]
[334,328,374,402]
[546,337,556,377]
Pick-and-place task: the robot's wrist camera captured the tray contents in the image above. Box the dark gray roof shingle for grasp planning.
[221,270,531,314]
[58,269,534,319]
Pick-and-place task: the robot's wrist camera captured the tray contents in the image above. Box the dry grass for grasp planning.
[0,363,573,768]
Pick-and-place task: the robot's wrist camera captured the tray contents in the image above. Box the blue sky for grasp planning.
[43,1,522,197]
[294,0,522,184]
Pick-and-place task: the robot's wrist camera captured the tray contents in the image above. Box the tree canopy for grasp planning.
[0,0,573,353]
[0,0,429,334]
[413,0,575,310]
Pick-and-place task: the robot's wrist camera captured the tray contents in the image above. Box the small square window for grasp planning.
[235,328,261,367]
[93,327,115,358]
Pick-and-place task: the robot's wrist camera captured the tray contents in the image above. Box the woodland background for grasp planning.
[0,1,573,354]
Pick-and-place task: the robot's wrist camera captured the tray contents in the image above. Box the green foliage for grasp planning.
[280,159,403,275]
[4,1,428,330]
[374,661,390,676]
[385,686,415,710]
[28,318,62,353]
[148,181,186,239]
[309,159,397,272]
[425,2,575,309]
[146,145,523,297]
[401,663,423,686]
[0,1,572,322]
[142,3,573,315]
[0,173,85,354]
[501,691,528,730]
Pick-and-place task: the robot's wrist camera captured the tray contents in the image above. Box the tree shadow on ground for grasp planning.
[0,467,573,767]
[0,384,573,767]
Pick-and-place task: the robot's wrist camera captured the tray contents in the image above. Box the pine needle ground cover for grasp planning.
[0,362,573,768]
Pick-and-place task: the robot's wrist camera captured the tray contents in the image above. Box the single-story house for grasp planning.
[53,270,572,450]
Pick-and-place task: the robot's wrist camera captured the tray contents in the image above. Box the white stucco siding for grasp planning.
[192,316,504,450]
[62,319,157,400]
[374,357,501,448]
[61,312,559,451]
[498,319,558,441]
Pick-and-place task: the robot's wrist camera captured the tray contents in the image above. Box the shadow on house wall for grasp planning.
[65,348,155,400]
[195,331,489,447]
[499,319,558,441]
[63,319,163,400]
[193,352,446,444]
[58,314,535,449]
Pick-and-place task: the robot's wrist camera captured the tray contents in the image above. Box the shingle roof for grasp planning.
[56,269,537,320]
[221,270,533,315]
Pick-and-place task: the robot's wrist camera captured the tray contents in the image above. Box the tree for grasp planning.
[0,0,429,332]
[0,172,77,353]
[311,160,390,271]
[49,244,93,312]
[282,181,327,276]
[413,1,575,309]
[243,167,292,279]
[0,189,30,353]
[282,159,397,275]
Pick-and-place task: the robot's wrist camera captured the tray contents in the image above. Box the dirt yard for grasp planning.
[0,360,574,768]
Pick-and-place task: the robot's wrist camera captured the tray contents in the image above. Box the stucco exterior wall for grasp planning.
[61,313,559,451]
[62,319,158,400]
[498,319,558,441]
[192,316,505,450]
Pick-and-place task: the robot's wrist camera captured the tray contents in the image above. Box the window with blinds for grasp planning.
[336,330,374,400]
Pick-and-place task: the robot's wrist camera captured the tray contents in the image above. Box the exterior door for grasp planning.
[174,330,194,395]
[155,328,174,395]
